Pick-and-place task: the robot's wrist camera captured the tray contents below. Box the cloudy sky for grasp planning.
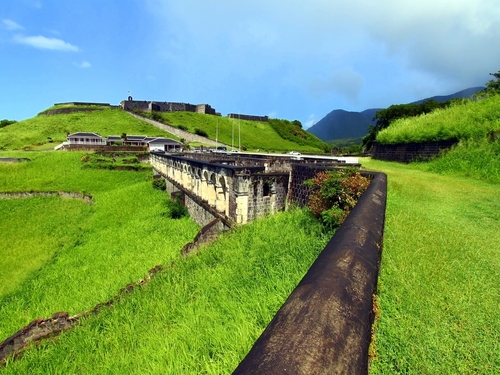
[1,0,499,128]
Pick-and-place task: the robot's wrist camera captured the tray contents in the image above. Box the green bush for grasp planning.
[152,178,166,191]
[194,128,208,137]
[177,124,188,131]
[164,199,188,219]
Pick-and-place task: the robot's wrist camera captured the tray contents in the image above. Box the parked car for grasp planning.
[289,151,301,155]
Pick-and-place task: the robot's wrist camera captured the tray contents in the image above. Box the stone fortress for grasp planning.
[120,98,269,122]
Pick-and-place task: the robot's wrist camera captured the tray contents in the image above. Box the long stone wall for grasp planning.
[371,139,458,163]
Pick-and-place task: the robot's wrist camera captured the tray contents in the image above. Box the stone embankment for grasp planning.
[0,191,93,204]
[0,265,164,365]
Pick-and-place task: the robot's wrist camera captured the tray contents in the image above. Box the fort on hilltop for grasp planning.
[119,98,268,122]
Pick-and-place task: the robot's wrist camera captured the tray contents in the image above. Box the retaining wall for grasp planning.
[233,172,387,375]
[371,140,458,163]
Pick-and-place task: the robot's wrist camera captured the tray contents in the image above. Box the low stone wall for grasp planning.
[62,145,144,152]
[371,139,458,163]
[0,191,93,204]
[0,265,164,365]
[181,218,228,256]
[233,171,387,375]
[39,108,105,116]
[0,158,31,163]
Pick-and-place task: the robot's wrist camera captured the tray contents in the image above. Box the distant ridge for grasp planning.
[308,87,484,142]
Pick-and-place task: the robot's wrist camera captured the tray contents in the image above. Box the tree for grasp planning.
[484,71,500,94]
[0,119,17,128]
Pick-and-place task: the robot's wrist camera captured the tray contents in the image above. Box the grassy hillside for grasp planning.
[140,111,329,153]
[0,152,199,340]
[0,151,330,373]
[376,94,500,144]
[1,105,330,153]
[0,108,179,151]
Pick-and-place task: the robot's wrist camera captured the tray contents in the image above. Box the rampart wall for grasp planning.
[227,113,269,122]
[371,139,458,163]
[121,100,217,115]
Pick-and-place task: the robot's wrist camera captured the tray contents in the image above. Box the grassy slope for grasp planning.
[1,106,329,153]
[0,152,199,339]
[0,108,180,150]
[146,111,328,152]
[1,197,330,373]
[376,95,500,144]
[362,158,500,374]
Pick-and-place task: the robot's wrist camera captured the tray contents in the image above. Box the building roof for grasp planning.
[148,137,182,144]
[67,132,103,138]
[125,135,147,141]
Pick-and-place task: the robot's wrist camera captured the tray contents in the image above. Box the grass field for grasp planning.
[1,180,330,373]
[361,158,500,374]
[0,152,200,341]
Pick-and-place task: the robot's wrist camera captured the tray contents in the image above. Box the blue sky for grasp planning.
[1,0,499,128]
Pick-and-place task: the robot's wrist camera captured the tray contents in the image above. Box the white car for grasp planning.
[289,151,301,155]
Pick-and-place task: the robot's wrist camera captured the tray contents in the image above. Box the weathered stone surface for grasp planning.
[371,140,458,163]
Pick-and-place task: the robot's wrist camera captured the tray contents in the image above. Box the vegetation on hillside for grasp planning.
[138,110,330,153]
[267,118,331,153]
[0,108,179,151]
[0,152,199,341]
[362,99,455,149]
[0,119,17,128]
[363,158,500,374]
[376,94,500,145]
[0,151,331,372]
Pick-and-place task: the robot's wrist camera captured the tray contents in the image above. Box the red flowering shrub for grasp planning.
[304,168,370,228]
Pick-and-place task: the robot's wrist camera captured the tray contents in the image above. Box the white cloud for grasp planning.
[2,19,24,31]
[74,61,91,68]
[13,35,79,52]
[304,114,317,130]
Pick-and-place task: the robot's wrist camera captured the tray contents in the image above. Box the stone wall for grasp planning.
[227,113,269,122]
[121,100,218,116]
[61,145,145,152]
[371,139,458,163]
[246,174,289,221]
[40,108,106,116]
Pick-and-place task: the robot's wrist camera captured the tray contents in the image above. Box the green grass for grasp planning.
[361,158,500,374]
[1,205,330,374]
[377,95,500,144]
[0,108,179,150]
[0,152,200,340]
[414,137,500,184]
[144,111,328,153]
